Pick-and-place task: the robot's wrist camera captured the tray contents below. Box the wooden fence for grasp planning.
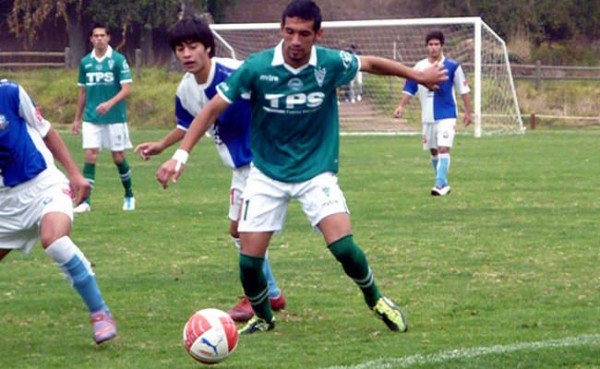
[1,49,597,86]
[511,62,600,89]
[0,48,71,69]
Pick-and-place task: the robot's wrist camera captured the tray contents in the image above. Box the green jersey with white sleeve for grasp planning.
[78,46,132,124]
[217,41,359,183]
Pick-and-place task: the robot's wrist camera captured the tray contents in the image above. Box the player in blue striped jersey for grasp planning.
[157,0,447,335]
[0,79,116,344]
[395,30,473,196]
[134,17,286,322]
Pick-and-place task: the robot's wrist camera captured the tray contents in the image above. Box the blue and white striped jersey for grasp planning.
[175,57,252,169]
[403,56,470,123]
[0,79,54,188]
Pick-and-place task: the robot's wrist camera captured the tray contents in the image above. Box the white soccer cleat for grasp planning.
[431,185,451,196]
[73,202,91,213]
[122,197,135,211]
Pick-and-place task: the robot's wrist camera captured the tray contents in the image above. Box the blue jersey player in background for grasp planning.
[134,17,286,322]
[0,79,117,344]
[395,30,473,196]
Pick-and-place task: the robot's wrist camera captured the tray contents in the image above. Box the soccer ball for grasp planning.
[183,308,239,364]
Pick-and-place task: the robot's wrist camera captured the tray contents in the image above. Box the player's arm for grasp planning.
[97,82,131,116]
[72,86,86,135]
[461,93,473,127]
[454,64,473,126]
[44,127,90,205]
[135,128,185,160]
[156,94,230,189]
[394,93,412,119]
[359,55,447,90]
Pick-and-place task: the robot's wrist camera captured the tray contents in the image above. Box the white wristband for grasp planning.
[172,149,189,171]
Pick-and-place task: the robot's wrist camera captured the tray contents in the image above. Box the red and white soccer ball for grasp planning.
[183,308,239,364]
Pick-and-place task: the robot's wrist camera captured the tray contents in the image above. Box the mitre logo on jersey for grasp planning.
[0,114,8,130]
[314,67,326,87]
[259,74,279,82]
[122,60,130,72]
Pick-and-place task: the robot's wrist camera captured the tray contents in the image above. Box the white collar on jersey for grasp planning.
[92,45,114,62]
[272,40,317,74]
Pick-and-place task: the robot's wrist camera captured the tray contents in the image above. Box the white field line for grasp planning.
[319,334,600,369]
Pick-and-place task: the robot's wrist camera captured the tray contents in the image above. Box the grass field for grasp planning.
[1,129,599,369]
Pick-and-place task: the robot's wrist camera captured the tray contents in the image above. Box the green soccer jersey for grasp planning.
[78,46,132,124]
[217,42,359,182]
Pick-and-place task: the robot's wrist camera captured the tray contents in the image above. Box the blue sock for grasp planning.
[63,255,107,313]
[435,153,451,187]
[46,237,107,314]
[431,155,439,174]
[262,256,281,299]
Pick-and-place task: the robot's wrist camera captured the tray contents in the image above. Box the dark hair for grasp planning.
[281,0,322,32]
[168,16,215,57]
[90,23,109,37]
[425,30,444,46]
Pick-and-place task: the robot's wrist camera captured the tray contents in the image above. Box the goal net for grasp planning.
[210,17,523,136]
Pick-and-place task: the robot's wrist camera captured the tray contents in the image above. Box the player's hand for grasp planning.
[135,142,164,160]
[421,63,448,90]
[394,106,404,119]
[70,173,91,205]
[71,120,81,135]
[96,102,111,116]
[464,112,473,127]
[156,159,185,189]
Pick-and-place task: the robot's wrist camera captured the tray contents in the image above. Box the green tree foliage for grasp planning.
[8,0,82,46]
[424,0,599,45]
[7,0,237,47]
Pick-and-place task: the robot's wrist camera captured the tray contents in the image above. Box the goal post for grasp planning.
[210,17,523,136]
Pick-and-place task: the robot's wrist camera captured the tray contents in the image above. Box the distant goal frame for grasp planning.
[211,17,524,137]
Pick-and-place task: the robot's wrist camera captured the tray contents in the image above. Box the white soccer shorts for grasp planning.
[82,122,133,151]
[422,118,456,150]
[0,168,74,254]
[228,165,251,221]
[238,167,349,233]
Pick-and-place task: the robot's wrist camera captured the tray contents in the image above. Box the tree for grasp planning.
[6,0,237,67]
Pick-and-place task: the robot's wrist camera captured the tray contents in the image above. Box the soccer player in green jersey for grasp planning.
[72,23,135,213]
[157,0,448,334]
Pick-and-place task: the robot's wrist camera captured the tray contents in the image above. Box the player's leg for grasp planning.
[301,172,408,332]
[108,123,135,210]
[236,167,288,333]
[75,122,101,212]
[432,119,455,196]
[430,148,439,174]
[0,248,11,261]
[423,122,439,180]
[40,180,116,343]
[228,167,286,321]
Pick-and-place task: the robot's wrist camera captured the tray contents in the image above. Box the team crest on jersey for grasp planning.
[314,67,326,87]
[34,106,44,123]
[340,50,353,69]
[108,59,115,70]
[288,78,303,91]
[0,114,8,130]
